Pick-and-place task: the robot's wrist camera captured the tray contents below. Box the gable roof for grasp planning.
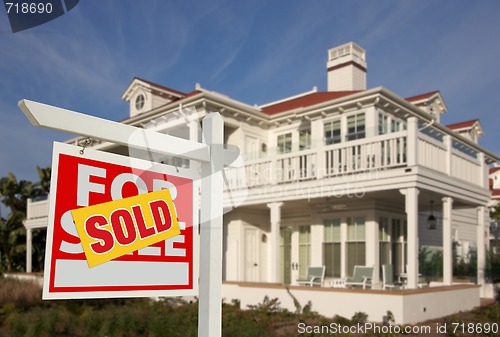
[491,167,500,174]
[406,91,440,103]
[133,77,187,97]
[261,91,360,115]
[446,119,479,130]
[122,77,187,101]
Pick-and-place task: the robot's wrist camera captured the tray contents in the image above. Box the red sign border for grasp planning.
[42,142,199,299]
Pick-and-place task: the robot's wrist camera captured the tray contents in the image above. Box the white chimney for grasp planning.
[327,42,367,91]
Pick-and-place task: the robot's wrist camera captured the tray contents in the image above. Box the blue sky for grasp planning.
[1,0,500,187]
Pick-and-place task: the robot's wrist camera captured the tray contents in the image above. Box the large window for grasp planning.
[347,216,365,276]
[346,113,365,141]
[325,120,341,145]
[299,129,311,150]
[277,133,292,154]
[298,225,311,278]
[323,219,341,278]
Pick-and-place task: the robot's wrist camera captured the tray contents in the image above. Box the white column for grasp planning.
[364,105,377,138]
[267,202,283,283]
[365,210,380,286]
[400,187,419,289]
[407,117,418,167]
[198,112,224,337]
[442,197,453,285]
[477,206,486,288]
[26,228,32,273]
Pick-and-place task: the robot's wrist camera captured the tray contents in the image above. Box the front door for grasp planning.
[280,225,311,284]
[245,228,259,282]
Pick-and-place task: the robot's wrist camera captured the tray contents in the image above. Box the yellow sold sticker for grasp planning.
[71,189,180,268]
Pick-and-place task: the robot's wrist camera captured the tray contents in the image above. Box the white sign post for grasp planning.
[19,99,238,337]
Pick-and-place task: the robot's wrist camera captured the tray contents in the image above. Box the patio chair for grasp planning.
[345,265,373,289]
[382,264,403,290]
[296,266,325,287]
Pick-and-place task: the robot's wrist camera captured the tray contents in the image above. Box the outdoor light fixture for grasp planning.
[427,200,437,230]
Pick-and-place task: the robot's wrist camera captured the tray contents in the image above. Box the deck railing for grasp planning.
[26,197,49,220]
[224,132,409,191]
[224,127,486,192]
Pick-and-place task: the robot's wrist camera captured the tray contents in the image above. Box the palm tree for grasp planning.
[0,211,25,272]
[35,166,51,198]
[0,173,34,214]
[0,172,35,272]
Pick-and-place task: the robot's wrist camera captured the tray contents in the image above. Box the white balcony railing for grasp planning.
[224,132,409,191]
[26,197,49,220]
[224,128,485,192]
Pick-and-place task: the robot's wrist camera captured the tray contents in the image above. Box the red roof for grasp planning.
[446,119,479,130]
[261,91,360,115]
[406,91,439,102]
[491,167,500,174]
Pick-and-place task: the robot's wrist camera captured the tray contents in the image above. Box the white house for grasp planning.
[24,42,500,323]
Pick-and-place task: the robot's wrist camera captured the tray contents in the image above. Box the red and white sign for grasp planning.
[43,142,199,299]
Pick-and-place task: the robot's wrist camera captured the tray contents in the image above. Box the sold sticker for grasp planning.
[71,189,180,268]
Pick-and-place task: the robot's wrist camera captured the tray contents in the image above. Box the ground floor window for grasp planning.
[323,219,341,277]
[391,218,407,275]
[379,216,390,275]
[347,216,365,276]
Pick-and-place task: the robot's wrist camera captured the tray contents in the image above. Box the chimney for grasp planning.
[327,42,367,91]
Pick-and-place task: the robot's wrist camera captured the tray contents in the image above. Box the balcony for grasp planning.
[224,126,486,204]
[24,197,50,229]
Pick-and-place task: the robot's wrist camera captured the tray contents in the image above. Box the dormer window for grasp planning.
[135,94,145,111]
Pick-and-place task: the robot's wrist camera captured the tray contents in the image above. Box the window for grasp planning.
[277,133,292,154]
[347,217,365,276]
[391,219,407,275]
[378,114,388,135]
[346,113,365,141]
[299,129,311,150]
[379,217,390,276]
[298,225,311,277]
[324,120,341,145]
[135,94,145,110]
[391,119,401,133]
[323,219,341,277]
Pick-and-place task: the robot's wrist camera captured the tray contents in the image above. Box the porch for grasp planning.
[222,281,480,325]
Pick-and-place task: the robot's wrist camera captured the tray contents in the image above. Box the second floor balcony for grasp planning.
[224,118,490,205]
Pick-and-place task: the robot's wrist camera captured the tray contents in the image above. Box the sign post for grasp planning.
[19,99,239,337]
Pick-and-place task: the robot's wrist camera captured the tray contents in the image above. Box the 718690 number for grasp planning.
[5,2,53,14]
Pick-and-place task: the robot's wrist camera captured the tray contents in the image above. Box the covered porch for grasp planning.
[223,186,490,294]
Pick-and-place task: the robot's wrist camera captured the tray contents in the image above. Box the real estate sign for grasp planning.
[43,142,199,299]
